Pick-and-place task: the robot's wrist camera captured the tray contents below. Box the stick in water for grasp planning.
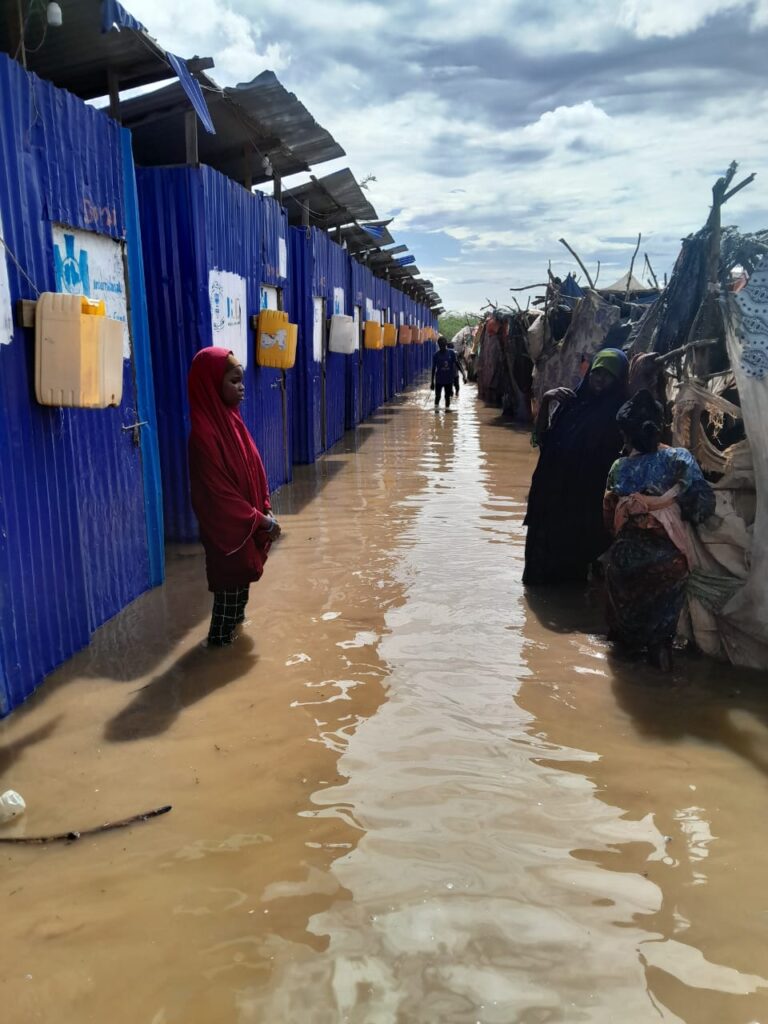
[0,805,172,845]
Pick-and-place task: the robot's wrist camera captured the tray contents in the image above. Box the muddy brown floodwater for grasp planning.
[2,384,768,1023]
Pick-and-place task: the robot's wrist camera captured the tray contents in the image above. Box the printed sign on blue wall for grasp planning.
[209,269,248,367]
[52,225,130,357]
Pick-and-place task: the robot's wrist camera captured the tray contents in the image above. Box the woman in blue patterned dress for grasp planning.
[603,390,715,670]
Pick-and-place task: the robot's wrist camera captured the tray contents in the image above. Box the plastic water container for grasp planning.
[364,321,383,350]
[328,314,356,354]
[382,323,397,347]
[0,790,26,823]
[256,310,298,369]
[35,292,124,408]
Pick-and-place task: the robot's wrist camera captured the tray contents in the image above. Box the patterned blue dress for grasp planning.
[604,447,714,648]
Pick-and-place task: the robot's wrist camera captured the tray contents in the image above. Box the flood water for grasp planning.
[2,384,768,1024]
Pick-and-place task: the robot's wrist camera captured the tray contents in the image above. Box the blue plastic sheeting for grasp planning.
[138,164,291,542]
[166,53,216,135]
[0,54,161,715]
[102,0,145,32]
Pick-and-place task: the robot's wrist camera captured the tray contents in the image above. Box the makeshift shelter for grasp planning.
[628,163,768,670]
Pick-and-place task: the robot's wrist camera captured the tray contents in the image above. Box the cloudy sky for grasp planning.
[126,0,768,312]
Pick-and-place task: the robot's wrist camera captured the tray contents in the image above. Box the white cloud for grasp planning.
[121,0,767,311]
[619,0,768,38]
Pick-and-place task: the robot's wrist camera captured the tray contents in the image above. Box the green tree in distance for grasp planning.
[438,311,481,341]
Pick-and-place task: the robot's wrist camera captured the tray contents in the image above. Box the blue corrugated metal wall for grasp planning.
[288,226,322,463]
[0,54,161,715]
[138,165,292,542]
[256,192,293,485]
[312,230,350,449]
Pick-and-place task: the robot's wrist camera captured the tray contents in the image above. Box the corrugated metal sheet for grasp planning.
[226,71,346,176]
[0,0,176,100]
[282,169,376,229]
[258,191,289,288]
[0,54,159,715]
[287,226,321,463]
[137,164,291,542]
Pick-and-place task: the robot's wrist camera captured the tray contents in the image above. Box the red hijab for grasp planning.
[188,347,271,559]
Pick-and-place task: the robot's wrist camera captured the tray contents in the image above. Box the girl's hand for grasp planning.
[543,387,576,405]
[268,518,282,540]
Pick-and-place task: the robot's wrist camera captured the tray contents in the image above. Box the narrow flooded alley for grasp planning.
[2,384,768,1024]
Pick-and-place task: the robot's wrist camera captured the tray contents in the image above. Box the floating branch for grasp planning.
[510,283,548,292]
[0,805,172,845]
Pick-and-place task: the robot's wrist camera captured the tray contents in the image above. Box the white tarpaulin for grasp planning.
[0,210,13,346]
[209,269,247,368]
[718,257,768,668]
[312,296,324,362]
[52,225,130,358]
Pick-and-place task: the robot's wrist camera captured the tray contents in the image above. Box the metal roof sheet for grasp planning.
[227,72,345,174]
[282,169,376,228]
[0,0,188,99]
[117,70,343,183]
[339,221,395,253]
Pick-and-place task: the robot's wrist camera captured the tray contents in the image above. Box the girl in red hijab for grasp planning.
[188,347,280,646]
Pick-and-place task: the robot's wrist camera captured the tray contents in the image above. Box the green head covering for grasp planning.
[590,347,628,381]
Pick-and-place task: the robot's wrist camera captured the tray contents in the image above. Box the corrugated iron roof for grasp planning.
[0,0,190,99]
[282,169,376,228]
[118,70,344,183]
[227,72,345,174]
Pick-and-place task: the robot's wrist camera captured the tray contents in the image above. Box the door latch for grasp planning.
[122,421,148,447]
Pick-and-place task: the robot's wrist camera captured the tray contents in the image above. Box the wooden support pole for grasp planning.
[558,238,595,289]
[272,172,282,204]
[107,69,121,123]
[185,109,199,166]
[243,146,253,191]
[625,232,642,302]
[13,0,27,67]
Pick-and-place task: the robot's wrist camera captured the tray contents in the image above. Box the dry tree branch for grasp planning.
[558,238,595,289]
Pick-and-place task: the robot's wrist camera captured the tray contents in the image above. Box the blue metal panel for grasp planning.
[201,169,288,494]
[120,130,164,586]
[35,72,126,239]
[0,54,153,714]
[138,165,290,541]
[258,191,289,289]
[312,230,350,449]
[287,226,321,463]
[137,165,207,542]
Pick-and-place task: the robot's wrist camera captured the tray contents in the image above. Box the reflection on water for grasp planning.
[2,388,768,1023]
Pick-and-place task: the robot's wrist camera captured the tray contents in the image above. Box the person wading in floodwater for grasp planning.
[603,389,714,671]
[188,347,281,647]
[523,348,629,586]
[431,335,457,411]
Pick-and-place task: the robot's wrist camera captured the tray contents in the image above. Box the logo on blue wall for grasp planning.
[54,232,90,294]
